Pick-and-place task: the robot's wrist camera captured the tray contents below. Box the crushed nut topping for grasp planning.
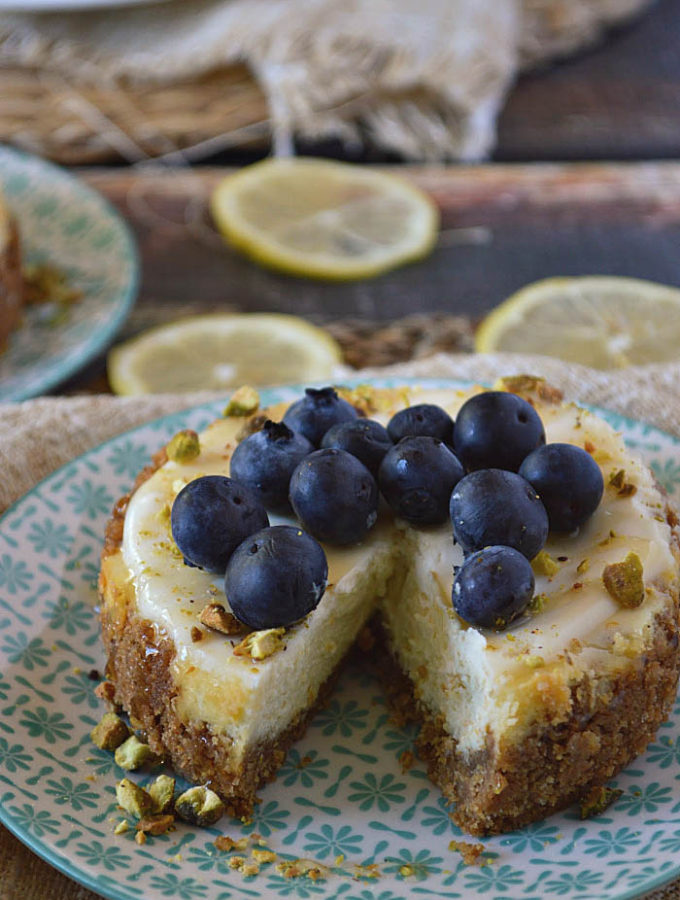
[602,552,645,608]
[116,778,154,819]
[136,814,175,836]
[224,385,260,417]
[528,593,549,615]
[166,429,200,463]
[609,468,637,497]
[114,735,155,771]
[236,413,268,443]
[580,785,623,819]
[149,774,175,814]
[532,551,560,577]
[175,785,224,827]
[252,849,277,864]
[233,627,286,660]
[90,712,130,751]
[199,602,249,636]
[492,375,563,405]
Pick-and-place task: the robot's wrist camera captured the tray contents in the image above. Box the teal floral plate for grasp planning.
[2,377,680,900]
[0,146,138,401]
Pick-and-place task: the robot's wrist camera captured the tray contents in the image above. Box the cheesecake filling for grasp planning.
[120,387,678,763]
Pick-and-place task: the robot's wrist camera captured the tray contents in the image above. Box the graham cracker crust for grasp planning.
[100,555,342,817]
[0,220,23,351]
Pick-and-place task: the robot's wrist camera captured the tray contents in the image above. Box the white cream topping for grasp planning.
[120,387,678,758]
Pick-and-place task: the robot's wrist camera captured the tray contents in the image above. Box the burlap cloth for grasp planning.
[0,0,653,161]
[2,350,680,900]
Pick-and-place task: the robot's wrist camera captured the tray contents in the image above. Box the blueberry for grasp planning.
[519,443,604,533]
[379,436,464,526]
[230,420,314,511]
[282,387,359,446]
[450,469,548,560]
[453,391,545,471]
[225,525,328,629]
[321,419,392,476]
[452,545,535,630]
[387,404,454,445]
[171,475,269,573]
[289,448,379,545]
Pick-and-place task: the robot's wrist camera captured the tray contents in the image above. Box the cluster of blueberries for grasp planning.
[171,387,604,632]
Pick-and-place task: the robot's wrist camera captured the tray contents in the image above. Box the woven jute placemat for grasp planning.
[0,0,653,164]
[1,350,680,898]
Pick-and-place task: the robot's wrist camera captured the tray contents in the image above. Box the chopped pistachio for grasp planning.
[399,865,415,878]
[532,551,560,577]
[149,774,175,814]
[135,831,147,845]
[136,814,175,835]
[113,819,129,835]
[579,785,623,819]
[528,593,549,615]
[199,602,248,636]
[233,627,286,660]
[236,413,268,443]
[90,712,130,751]
[175,785,224,827]
[115,778,154,819]
[252,848,277,864]
[609,468,637,497]
[166,430,200,463]
[602,552,645,608]
[224,385,260,417]
[577,558,590,574]
[492,374,563,404]
[114,735,155,771]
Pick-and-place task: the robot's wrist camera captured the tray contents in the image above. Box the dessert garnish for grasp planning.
[321,418,392,476]
[602,552,645,608]
[386,402,454,444]
[289,448,378,544]
[225,525,328,629]
[282,387,359,446]
[90,712,130,751]
[450,469,548,561]
[175,786,224,826]
[519,443,604,531]
[453,391,545,471]
[166,429,200,463]
[452,546,535,630]
[171,475,269,572]
[223,385,260,417]
[379,435,464,525]
[231,420,313,511]
[579,785,623,819]
[114,734,155,770]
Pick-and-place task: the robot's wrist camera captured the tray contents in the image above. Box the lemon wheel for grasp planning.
[476,276,680,369]
[108,314,343,395]
[211,158,439,281]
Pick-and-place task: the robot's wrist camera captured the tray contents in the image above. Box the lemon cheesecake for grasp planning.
[99,380,680,834]
[0,190,23,350]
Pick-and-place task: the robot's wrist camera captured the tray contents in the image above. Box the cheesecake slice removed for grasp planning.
[98,380,680,834]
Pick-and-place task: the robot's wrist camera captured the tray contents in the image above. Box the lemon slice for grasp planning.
[108,314,343,395]
[476,276,680,369]
[211,158,439,280]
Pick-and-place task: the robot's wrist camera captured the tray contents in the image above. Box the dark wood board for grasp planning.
[496,0,680,161]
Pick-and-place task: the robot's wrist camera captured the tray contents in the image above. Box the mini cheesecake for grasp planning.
[0,190,23,351]
[98,379,680,834]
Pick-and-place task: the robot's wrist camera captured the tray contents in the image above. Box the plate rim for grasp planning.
[1,374,680,900]
[0,144,139,402]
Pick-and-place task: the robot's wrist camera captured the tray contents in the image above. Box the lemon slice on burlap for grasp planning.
[211,158,439,280]
[108,314,343,395]
[475,276,680,369]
